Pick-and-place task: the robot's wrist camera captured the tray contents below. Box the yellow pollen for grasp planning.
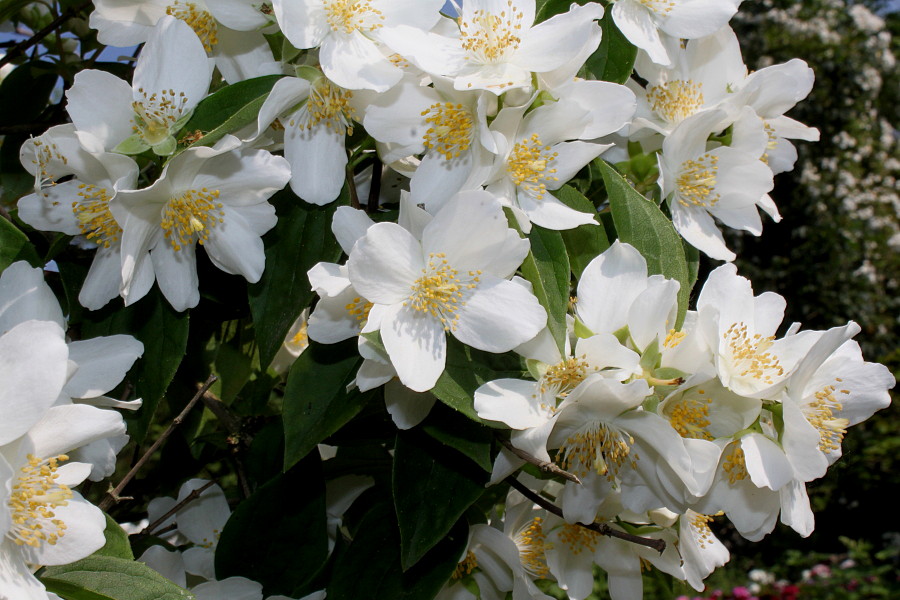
[72,184,121,248]
[514,517,550,577]
[459,2,524,67]
[290,322,309,346]
[723,322,784,384]
[805,381,849,453]
[452,550,477,579]
[421,102,475,160]
[558,422,638,480]
[677,153,720,208]
[160,188,224,251]
[344,297,373,327]
[558,523,601,555]
[647,80,704,125]
[166,2,218,52]
[406,253,480,331]
[722,442,748,484]
[132,88,190,147]
[540,357,591,397]
[507,133,558,200]
[324,0,384,34]
[663,328,685,349]
[30,138,68,198]
[294,79,356,136]
[637,0,675,15]
[761,122,778,164]
[7,454,73,548]
[690,513,716,549]
[668,397,713,440]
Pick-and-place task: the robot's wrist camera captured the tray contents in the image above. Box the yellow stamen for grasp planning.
[166,2,218,52]
[72,184,121,248]
[405,253,481,331]
[160,188,223,251]
[292,79,356,136]
[637,0,675,15]
[344,297,373,328]
[558,422,638,480]
[324,0,384,34]
[723,322,784,385]
[7,454,73,548]
[668,397,714,440]
[452,550,478,579]
[722,442,748,484]
[677,153,719,208]
[558,523,601,555]
[805,381,849,453]
[514,517,550,577]
[421,102,474,160]
[647,80,704,125]
[132,88,190,147]
[507,133,558,200]
[459,2,524,66]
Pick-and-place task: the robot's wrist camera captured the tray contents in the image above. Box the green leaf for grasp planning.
[0,214,40,270]
[40,556,194,600]
[586,10,638,84]
[432,338,524,423]
[555,185,610,278]
[282,339,369,470]
[177,74,283,151]
[421,403,493,472]
[94,514,134,560]
[519,225,570,355]
[394,429,487,569]
[328,501,466,599]
[215,454,327,595]
[599,160,692,328]
[81,288,190,443]
[0,61,58,126]
[248,189,344,370]
[535,0,589,22]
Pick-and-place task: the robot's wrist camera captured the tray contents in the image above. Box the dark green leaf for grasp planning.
[520,225,570,355]
[215,455,327,595]
[40,556,194,600]
[599,160,691,327]
[0,62,58,127]
[535,0,589,22]
[93,514,134,560]
[328,501,466,600]
[178,74,283,151]
[394,429,487,569]
[81,288,190,443]
[282,339,369,470]
[432,339,524,423]
[586,10,638,84]
[248,189,344,370]
[421,402,493,472]
[555,185,610,278]
[0,214,40,270]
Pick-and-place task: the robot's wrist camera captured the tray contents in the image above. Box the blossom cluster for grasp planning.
[5,0,894,599]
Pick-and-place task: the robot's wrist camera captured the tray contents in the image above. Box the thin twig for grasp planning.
[506,477,667,554]
[499,437,582,484]
[99,374,218,511]
[140,480,217,536]
[346,163,360,209]
[0,0,92,69]
[366,158,382,213]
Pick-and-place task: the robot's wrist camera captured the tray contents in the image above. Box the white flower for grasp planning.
[67,16,213,156]
[271,309,310,375]
[346,190,546,391]
[677,510,729,592]
[112,137,291,311]
[272,0,445,92]
[379,1,605,94]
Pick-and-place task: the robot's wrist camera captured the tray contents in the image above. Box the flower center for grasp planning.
[29,137,67,194]
[344,296,373,327]
[721,442,748,484]
[540,357,590,397]
[646,79,704,125]
[558,422,638,480]
[722,322,784,385]
[558,523,601,555]
[514,517,550,578]
[324,0,384,34]
[459,4,524,66]
[407,253,481,331]
[160,188,223,251]
[663,328,685,349]
[293,79,356,136]
[636,0,675,16]
[667,396,713,440]
[132,88,191,147]
[166,1,218,52]
[689,512,716,549]
[7,454,73,548]
[507,133,559,200]
[452,550,478,580]
[421,102,475,160]
[72,184,121,248]
[761,122,778,165]
[676,153,720,208]
[805,380,850,453]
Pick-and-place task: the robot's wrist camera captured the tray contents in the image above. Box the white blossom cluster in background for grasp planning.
[6,0,895,599]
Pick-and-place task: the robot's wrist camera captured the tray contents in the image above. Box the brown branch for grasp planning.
[99,374,218,511]
[505,477,667,554]
[498,437,582,484]
[346,163,360,209]
[139,480,217,536]
[366,158,382,213]
[0,1,93,69]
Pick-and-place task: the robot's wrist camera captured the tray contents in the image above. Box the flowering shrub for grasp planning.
[0,1,894,599]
